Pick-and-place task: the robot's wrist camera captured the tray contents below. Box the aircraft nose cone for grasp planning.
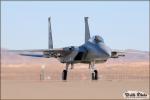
[103,50,111,57]
[100,46,111,58]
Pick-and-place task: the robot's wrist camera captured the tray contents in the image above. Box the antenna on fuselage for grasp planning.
[84,17,91,43]
[48,17,53,49]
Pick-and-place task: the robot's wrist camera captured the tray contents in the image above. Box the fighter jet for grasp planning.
[12,17,125,80]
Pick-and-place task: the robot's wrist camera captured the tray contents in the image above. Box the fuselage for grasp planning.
[59,35,112,64]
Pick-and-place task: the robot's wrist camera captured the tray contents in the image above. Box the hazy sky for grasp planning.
[1,1,149,51]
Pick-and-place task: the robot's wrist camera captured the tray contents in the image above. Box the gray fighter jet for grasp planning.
[13,17,125,80]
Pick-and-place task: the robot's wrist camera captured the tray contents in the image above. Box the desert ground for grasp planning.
[1,49,150,99]
[1,80,149,99]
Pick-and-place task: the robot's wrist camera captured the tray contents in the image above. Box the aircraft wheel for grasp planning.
[91,70,98,80]
[94,70,98,80]
[92,72,95,80]
[62,70,67,80]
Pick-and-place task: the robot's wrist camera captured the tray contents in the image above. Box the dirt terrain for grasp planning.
[1,49,149,99]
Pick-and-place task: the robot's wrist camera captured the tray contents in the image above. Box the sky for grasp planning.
[1,1,149,51]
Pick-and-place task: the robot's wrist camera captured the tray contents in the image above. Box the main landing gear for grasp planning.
[62,70,68,80]
[62,63,69,80]
[62,61,98,80]
[89,61,98,80]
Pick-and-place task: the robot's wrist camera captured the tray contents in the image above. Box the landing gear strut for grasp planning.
[90,61,98,80]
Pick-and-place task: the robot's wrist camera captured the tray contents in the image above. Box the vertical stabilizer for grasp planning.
[48,17,53,49]
[84,17,91,43]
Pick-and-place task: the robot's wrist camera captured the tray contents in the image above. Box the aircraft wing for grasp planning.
[10,48,72,58]
[111,50,125,58]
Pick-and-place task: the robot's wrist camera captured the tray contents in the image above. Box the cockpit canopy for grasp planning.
[89,35,104,43]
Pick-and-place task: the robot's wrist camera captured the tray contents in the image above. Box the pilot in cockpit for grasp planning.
[94,35,104,43]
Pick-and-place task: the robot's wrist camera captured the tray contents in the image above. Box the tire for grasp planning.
[94,70,98,80]
[92,73,95,80]
[62,70,67,80]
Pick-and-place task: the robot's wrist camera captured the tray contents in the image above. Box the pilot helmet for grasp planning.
[94,35,103,43]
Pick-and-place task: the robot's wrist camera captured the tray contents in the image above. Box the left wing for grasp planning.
[9,47,74,58]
